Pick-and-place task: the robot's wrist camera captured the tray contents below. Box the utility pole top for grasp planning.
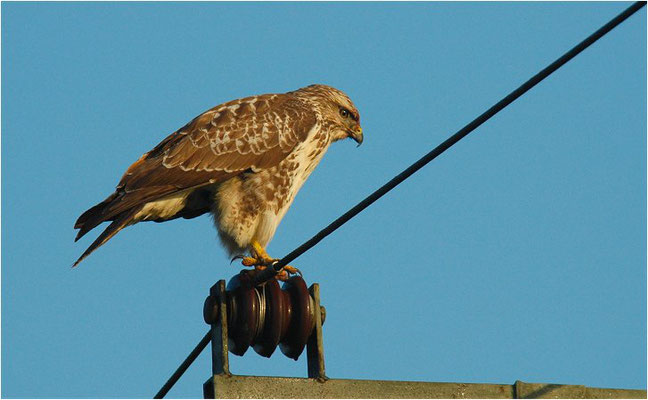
[205,376,646,399]
[201,271,646,399]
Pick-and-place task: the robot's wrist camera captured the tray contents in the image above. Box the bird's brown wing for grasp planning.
[73,92,316,266]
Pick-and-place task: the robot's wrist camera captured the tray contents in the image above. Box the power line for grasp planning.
[154,330,211,399]
[154,2,646,397]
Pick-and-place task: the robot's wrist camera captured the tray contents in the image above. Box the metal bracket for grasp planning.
[306,283,326,381]
[210,280,230,376]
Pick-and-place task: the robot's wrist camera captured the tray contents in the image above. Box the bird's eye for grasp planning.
[339,108,349,118]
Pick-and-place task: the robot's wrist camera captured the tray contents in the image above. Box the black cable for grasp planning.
[154,330,211,399]
[253,0,647,284]
[154,2,646,396]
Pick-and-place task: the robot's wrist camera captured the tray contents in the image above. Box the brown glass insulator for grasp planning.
[225,271,259,356]
[279,276,314,360]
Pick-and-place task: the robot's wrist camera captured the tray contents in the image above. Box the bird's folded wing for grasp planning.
[75,93,316,233]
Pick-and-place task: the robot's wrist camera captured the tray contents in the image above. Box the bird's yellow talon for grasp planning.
[240,240,302,281]
[230,255,244,264]
[241,257,259,267]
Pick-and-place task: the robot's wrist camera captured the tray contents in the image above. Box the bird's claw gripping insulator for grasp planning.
[233,241,302,281]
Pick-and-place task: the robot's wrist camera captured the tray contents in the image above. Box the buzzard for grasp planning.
[73,84,363,279]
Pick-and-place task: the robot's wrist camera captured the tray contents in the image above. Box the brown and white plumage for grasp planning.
[73,84,363,267]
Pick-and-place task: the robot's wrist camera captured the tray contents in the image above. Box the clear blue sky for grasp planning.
[2,2,645,398]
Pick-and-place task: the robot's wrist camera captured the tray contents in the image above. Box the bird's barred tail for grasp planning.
[72,208,139,267]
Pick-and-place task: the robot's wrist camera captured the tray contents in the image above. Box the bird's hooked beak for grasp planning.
[348,125,363,146]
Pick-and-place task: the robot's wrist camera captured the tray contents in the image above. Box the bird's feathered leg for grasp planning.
[240,240,301,281]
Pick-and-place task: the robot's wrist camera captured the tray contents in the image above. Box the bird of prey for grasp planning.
[73,84,363,279]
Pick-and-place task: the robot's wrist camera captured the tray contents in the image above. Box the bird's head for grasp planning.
[295,84,363,146]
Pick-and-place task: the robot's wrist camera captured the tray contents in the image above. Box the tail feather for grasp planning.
[75,186,181,241]
[72,208,139,267]
[74,192,119,241]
